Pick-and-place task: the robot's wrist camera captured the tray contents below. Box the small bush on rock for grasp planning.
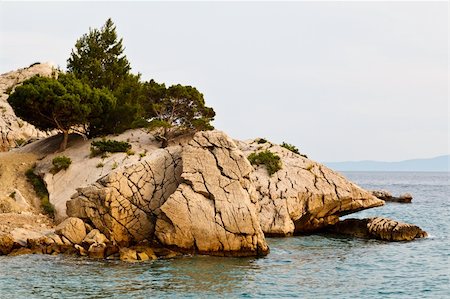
[25,166,55,217]
[281,142,308,158]
[281,142,299,154]
[90,139,131,157]
[248,150,282,176]
[256,138,267,144]
[51,156,72,173]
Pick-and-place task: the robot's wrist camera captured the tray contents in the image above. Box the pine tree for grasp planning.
[145,81,216,147]
[67,18,131,91]
[8,74,115,151]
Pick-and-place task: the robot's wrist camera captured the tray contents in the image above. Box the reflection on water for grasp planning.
[0,172,449,298]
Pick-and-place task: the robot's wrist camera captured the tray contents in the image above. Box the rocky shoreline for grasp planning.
[0,64,428,261]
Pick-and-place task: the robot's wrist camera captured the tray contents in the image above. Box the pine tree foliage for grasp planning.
[8,74,115,151]
[67,18,131,91]
[145,80,216,147]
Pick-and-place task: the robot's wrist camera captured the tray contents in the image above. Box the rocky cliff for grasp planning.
[0,63,56,151]
[67,131,269,256]
[154,131,269,256]
[238,140,384,236]
[0,63,427,259]
[58,130,384,256]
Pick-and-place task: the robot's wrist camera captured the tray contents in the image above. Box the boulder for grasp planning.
[9,247,42,256]
[83,229,108,245]
[55,217,86,244]
[119,247,138,262]
[67,148,182,245]
[133,245,157,260]
[371,190,413,203]
[0,63,56,151]
[11,189,30,210]
[328,217,428,241]
[237,140,384,236]
[367,217,427,241]
[88,243,106,259]
[0,233,14,255]
[155,131,269,256]
[75,244,88,256]
[10,227,50,247]
[119,246,157,262]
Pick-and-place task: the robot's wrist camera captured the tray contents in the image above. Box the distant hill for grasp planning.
[324,155,449,172]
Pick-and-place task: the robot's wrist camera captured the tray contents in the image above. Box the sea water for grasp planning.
[0,172,448,298]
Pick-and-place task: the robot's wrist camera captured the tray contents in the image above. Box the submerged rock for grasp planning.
[327,217,427,241]
[238,140,384,236]
[371,190,413,203]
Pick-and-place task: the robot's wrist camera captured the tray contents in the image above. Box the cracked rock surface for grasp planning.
[155,131,269,256]
[237,140,385,236]
[0,63,56,151]
[67,147,182,245]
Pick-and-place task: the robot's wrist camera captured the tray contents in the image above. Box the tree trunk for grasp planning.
[161,127,169,148]
[59,130,69,152]
[161,138,168,148]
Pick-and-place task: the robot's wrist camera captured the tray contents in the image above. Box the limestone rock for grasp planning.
[10,227,50,247]
[237,140,384,236]
[31,129,164,221]
[133,245,157,260]
[328,217,428,241]
[9,247,42,256]
[119,246,157,262]
[371,190,392,199]
[75,244,88,256]
[83,229,108,245]
[11,189,30,210]
[119,247,138,262]
[55,217,86,244]
[152,247,182,259]
[367,217,427,241]
[44,233,64,246]
[88,243,106,259]
[0,233,14,255]
[0,63,57,151]
[67,148,182,245]
[371,190,413,203]
[155,131,269,256]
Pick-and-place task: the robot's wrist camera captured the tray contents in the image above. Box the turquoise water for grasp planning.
[1,172,449,298]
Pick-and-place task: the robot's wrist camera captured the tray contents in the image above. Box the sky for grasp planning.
[0,1,448,162]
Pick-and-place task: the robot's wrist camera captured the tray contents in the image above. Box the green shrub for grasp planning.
[41,195,55,215]
[15,139,27,147]
[51,156,72,173]
[248,150,282,176]
[96,162,104,168]
[281,142,308,158]
[90,139,131,157]
[25,166,54,217]
[256,138,267,144]
[5,86,13,95]
[281,142,300,154]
